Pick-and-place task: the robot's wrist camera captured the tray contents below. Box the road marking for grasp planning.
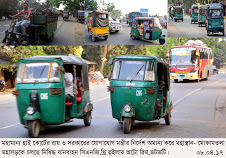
[174,79,225,107]
[92,97,110,103]
[0,97,110,130]
[0,123,19,130]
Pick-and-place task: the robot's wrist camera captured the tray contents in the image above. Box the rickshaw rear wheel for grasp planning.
[84,111,92,126]
[159,39,165,45]
[104,35,108,40]
[123,117,132,134]
[131,35,136,40]
[92,36,97,42]
[207,30,210,36]
[164,112,171,125]
[28,120,40,138]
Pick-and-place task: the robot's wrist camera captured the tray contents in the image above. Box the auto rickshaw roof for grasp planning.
[199,5,207,9]
[191,4,198,8]
[23,55,86,66]
[134,17,157,20]
[92,10,109,14]
[114,55,168,66]
[207,3,223,9]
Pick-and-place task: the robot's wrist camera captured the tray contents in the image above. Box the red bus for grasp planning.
[167,41,213,82]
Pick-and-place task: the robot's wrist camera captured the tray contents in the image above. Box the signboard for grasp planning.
[140,8,148,17]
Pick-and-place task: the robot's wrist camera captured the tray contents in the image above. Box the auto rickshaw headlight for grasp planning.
[124,104,131,112]
[26,107,35,115]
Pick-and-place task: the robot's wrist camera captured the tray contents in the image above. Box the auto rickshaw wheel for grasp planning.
[84,111,92,126]
[222,31,224,36]
[207,30,210,36]
[159,39,165,45]
[92,36,97,42]
[174,79,178,83]
[28,120,40,138]
[123,117,132,134]
[104,35,108,40]
[131,35,136,40]
[164,112,171,125]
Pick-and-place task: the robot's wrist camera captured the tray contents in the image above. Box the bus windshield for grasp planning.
[170,47,197,66]
[112,60,155,81]
[16,62,61,83]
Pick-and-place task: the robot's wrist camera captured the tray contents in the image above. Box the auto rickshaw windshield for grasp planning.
[192,8,198,14]
[176,8,182,14]
[209,9,223,18]
[111,60,155,81]
[16,62,61,83]
[200,9,206,14]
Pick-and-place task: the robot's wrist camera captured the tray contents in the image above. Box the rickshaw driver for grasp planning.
[10,3,32,35]
[59,66,74,102]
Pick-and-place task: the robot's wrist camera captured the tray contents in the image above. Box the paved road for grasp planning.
[168,15,226,38]
[85,22,167,45]
[0,73,226,138]
[0,16,84,46]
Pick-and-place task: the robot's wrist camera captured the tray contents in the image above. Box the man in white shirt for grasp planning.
[59,66,74,102]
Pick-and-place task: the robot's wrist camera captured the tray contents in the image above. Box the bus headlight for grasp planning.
[124,104,131,112]
[26,107,35,115]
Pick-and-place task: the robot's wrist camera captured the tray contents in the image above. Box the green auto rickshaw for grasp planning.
[174,6,183,22]
[206,3,224,36]
[198,5,207,27]
[13,56,93,137]
[191,4,198,24]
[108,55,173,134]
[130,17,166,45]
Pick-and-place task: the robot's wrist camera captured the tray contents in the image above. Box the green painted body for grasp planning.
[207,18,224,31]
[130,17,165,41]
[191,13,198,22]
[15,58,91,125]
[174,13,183,20]
[31,15,58,38]
[198,14,206,23]
[110,56,171,121]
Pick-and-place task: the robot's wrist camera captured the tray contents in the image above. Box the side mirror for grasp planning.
[108,60,113,65]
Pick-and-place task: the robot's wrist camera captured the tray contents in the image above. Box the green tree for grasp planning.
[85,0,97,10]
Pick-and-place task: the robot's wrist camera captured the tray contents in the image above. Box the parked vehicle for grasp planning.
[13,56,93,137]
[212,65,219,74]
[191,4,199,24]
[109,16,122,33]
[108,55,173,134]
[206,3,224,36]
[167,40,213,82]
[87,10,109,42]
[0,80,6,92]
[198,5,207,27]
[77,10,85,23]
[63,11,69,20]
[130,17,165,44]
[127,11,142,26]
[2,5,57,45]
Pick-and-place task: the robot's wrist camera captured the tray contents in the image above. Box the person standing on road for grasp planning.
[10,3,32,35]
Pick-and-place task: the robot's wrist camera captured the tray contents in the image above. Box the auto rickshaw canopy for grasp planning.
[91,10,109,27]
